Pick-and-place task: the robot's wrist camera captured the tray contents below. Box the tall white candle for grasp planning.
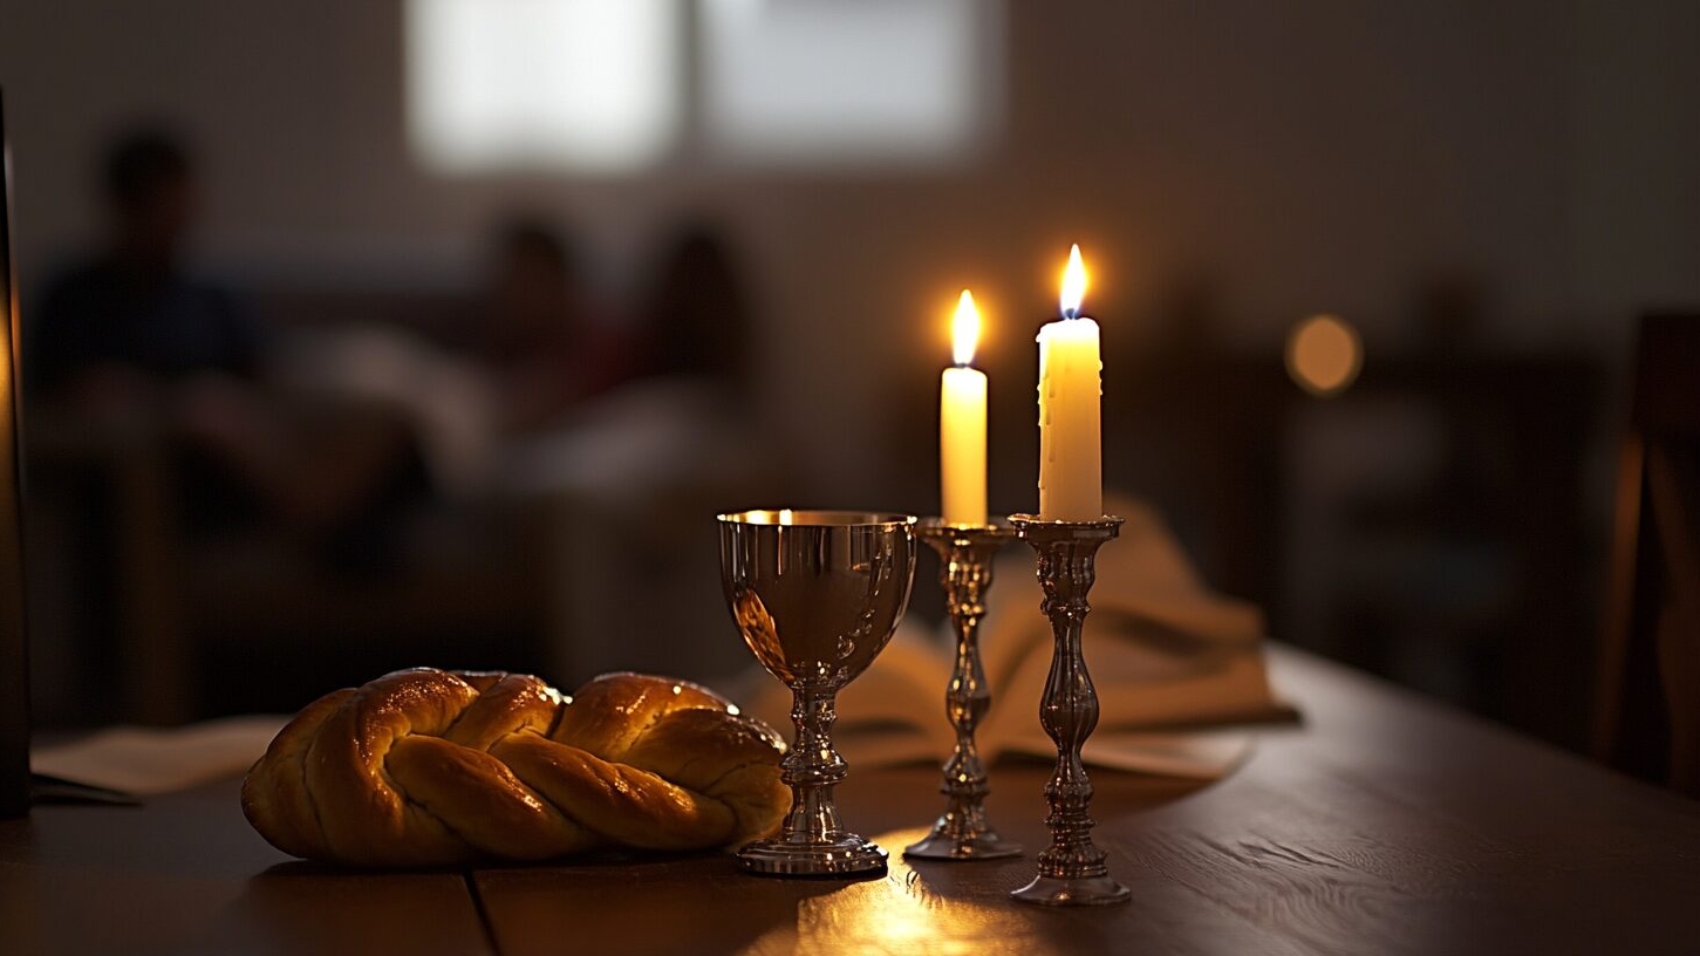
[941,290,988,526]
[1037,244,1102,520]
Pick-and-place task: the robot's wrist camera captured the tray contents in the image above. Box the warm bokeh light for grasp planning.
[1060,243,1088,318]
[1286,313,1363,397]
[951,289,981,366]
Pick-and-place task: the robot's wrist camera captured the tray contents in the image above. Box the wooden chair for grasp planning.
[0,87,32,816]
[1595,312,1700,796]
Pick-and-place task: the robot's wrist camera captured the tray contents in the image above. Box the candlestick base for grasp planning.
[904,519,1023,862]
[1006,514,1130,906]
[903,829,1022,862]
[1010,873,1132,907]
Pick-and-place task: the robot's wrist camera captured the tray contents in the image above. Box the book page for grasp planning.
[974,495,1288,762]
[997,729,1256,780]
[985,626,1284,746]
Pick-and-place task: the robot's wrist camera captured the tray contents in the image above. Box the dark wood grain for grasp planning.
[0,777,491,955]
[5,646,1699,955]
[478,646,1700,956]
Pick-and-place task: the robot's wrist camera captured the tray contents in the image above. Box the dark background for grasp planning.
[0,0,1696,755]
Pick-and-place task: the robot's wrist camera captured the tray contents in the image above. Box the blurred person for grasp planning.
[500,222,769,683]
[635,224,753,402]
[477,218,635,434]
[501,221,760,499]
[32,128,260,403]
[29,126,424,563]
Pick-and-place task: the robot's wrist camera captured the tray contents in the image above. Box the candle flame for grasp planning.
[951,289,981,366]
[1060,244,1087,318]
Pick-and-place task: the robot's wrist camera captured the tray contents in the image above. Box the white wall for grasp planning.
[1,0,1695,504]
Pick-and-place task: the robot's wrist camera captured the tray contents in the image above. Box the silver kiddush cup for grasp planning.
[718,510,918,877]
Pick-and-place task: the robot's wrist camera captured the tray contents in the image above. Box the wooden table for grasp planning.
[5,647,1698,955]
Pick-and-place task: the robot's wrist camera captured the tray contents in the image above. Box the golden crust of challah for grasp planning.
[241,669,789,867]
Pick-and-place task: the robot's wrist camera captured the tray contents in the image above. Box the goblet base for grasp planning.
[903,829,1022,861]
[737,834,888,877]
[1010,873,1131,906]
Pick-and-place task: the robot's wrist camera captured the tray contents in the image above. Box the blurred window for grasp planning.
[700,0,991,164]
[405,0,999,174]
[406,0,680,173]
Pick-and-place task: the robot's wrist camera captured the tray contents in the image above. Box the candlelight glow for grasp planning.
[1286,314,1363,396]
[1060,243,1087,318]
[733,843,1056,955]
[951,289,981,366]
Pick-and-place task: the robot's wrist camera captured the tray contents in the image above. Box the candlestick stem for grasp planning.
[904,519,1022,861]
[1007,514,1129,906]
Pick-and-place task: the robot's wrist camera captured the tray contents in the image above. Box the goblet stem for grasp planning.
[736,677,887,876]
[1009,514,1130,906]
[905,521,1021,860]
[782,682,847,842]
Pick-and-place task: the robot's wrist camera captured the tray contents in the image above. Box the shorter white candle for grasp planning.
[941,290,988,526]
[1037,245,1103,520]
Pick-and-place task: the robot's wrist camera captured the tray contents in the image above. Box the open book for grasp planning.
[743,499,1294,779]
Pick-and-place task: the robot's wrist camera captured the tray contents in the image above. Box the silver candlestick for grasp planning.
[903,518,1023,861]
[1007,513,1130,906]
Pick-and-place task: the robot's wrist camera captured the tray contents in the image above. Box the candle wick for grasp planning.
[1062,308,1080,320]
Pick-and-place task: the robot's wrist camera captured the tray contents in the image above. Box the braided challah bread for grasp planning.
[242,669,789,867]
